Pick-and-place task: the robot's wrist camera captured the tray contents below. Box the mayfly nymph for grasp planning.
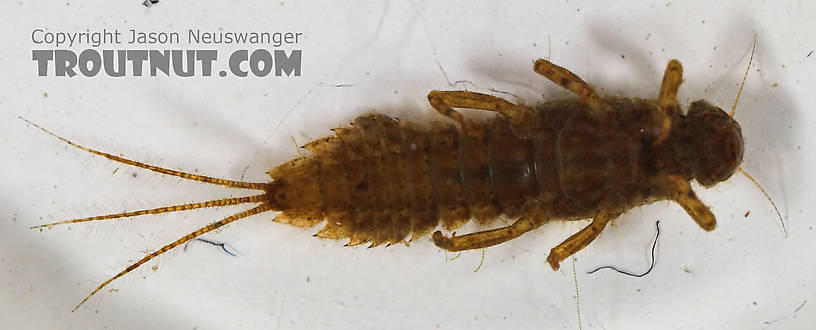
[25,43,781,311]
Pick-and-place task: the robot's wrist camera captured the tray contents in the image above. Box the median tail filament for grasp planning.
[19,117,278,310]
[30,194,268,229]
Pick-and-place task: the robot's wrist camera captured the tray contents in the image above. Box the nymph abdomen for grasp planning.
[268,113,558,247]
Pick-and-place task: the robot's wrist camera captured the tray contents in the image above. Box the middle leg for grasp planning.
[533,59,608,116]
[546,212,615,271]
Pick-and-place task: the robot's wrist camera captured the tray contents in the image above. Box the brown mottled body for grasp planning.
[270,98,666,247]
[26,55,757,311]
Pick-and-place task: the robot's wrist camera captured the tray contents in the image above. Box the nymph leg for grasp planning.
[432,218,540,252]
[427,90,536,133]
[653,60,684,147]
[656,174,717,231]
[546,212,614,271]
[533,59,607,115]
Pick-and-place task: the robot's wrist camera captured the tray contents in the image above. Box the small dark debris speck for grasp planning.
[794,300,807,313]
[143,0,159,7]
[807,51,813,58]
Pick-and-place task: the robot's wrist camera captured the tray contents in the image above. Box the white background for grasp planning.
[1,0,813,329]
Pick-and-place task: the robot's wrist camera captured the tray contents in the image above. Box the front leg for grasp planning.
[652,60,684,147]
[546,212,614,271]
[657,60,683,112]
[432,218,540,252]
[655,174,716,231]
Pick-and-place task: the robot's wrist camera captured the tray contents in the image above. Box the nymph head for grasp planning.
[685,100,744,187]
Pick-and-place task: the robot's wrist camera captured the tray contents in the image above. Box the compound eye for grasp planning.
[714,123,744,181]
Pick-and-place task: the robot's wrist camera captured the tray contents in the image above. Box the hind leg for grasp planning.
[427,90,536,134]
[546,212,614,271]
[432,218,540,252]
[533,59,608,115]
